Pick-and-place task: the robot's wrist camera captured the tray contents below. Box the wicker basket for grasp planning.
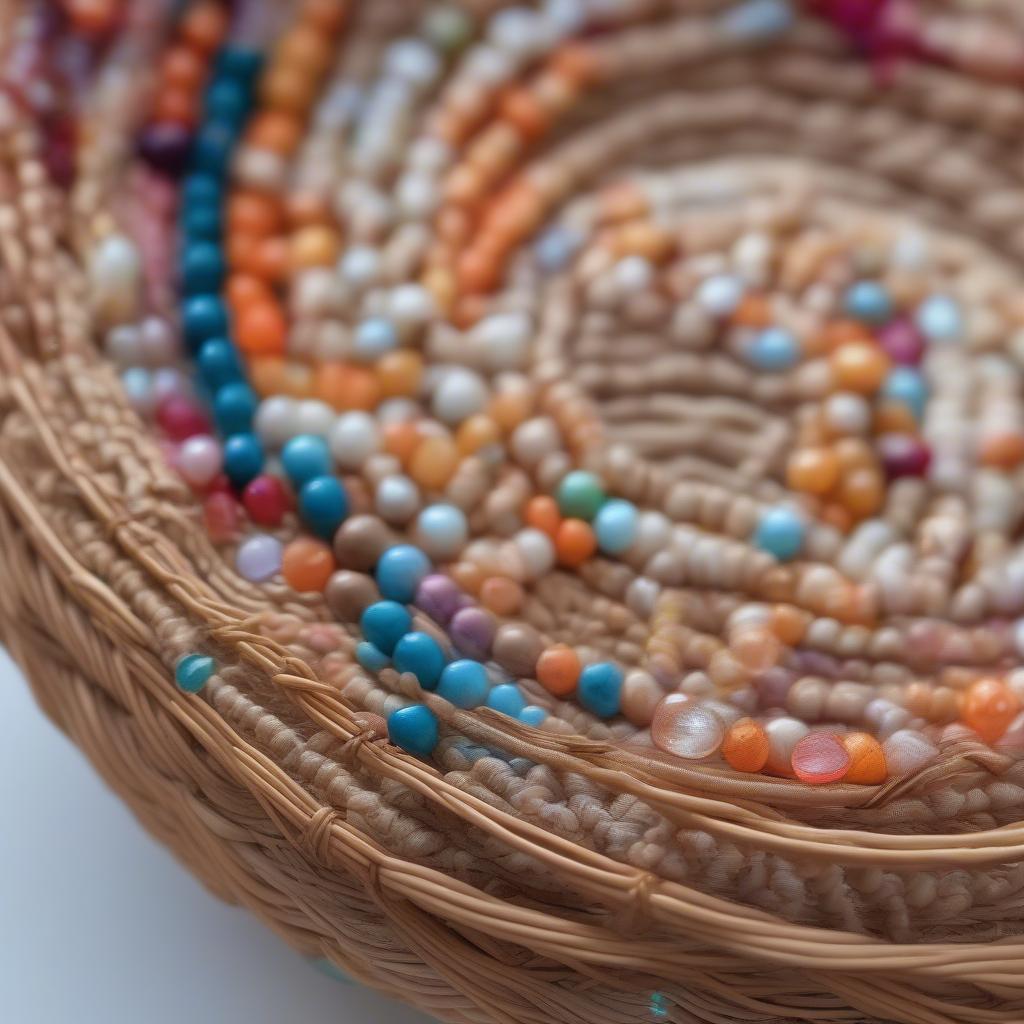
[3,2,1024,1022]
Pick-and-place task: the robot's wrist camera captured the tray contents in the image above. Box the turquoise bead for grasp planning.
[175,653,215,693]
[915,294,962,342]
[556,470,606,521]
[198,338,243,390]
[753,506,805,561]
[387,704,439,758]
[882,367,928,421]
[577,662,623,718]
[180,241,225,296]
[436,659,489,709]
[355,641,390,673]
[193,120,236,178]
[843,281,892,325]
[748,326,800,371]
[375,545,431,603]
[213,380,257,435]
[215,47,264,83]
[360,601,412,655]
[223,432,264,488]
[182,174,221,207]
[299,475,349,538]
[393,632,446,690]
[204,77,249,126]
[721,0,794,40]
[594,498,638,554]
[519,705,548,727]
[281,434,331,487]
[486,683,526,718]
[182,295,229,351]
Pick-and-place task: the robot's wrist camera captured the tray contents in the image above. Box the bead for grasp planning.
[182,295,229,350]
[175,653,215,693]
[213,381,258,435]
[449,607,496,660]
[577,662,623,719]
[437,659,490,709]
[376,475,421,525]
[519,706,548,727]
[281,536,335,592]
[324,570,379,622]
[620,669,662,726]
[355,641,390,673]
[486,683,527,718]
[747,326,800,371]
[236,300,287,354]
[409,435,459,489]
[353,317,398,360]
[881,367,927,421]
[281,434,332,486]
[524,495,561,537]
[492,622,543,677]
[432,368,489,425]
[843,280,892,325]
[915,294,962,343]
[556,470,606,520]
[157,396,212,442]
[790,732,850,784]
[415,504,468,560]
[361,601,413,655]
[329,412,380,470]
[333,515,395,571]
[878,433,931,479]
[375,544,431,602]
[254,396,299,447]
[842,732,887,784]
[878,319,925,365]
[181,240,226,295]
[536,644,581,697]
[198,338,244,390]
[298,475,349,538]
[178,434,223,488]
[830,341,890,395]
[415,575,463,625]
[753,507,805,561]
[393,632,447,689]
[235,534,283,582]
[786,447,840,495]
[513,528,555,581]
[882,729,937,776]
[241,474,291,527]
[387,704,439,758]
[763,717,810,775]
[652,699,724,758]
[697,274,744,316]
[555,518,597,567]
[721,718,770,772]
[222,433,265,488]
[961,677,1020,743]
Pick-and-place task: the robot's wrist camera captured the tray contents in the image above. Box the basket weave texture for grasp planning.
[3,2,1024,1023]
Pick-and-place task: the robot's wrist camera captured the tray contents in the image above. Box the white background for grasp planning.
[0,646,433,1024]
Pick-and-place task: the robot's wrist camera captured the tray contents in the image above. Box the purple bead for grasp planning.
[235,534,283,582]
[138,122,193,178]
[878,433,931,479]
[878,318,925,366]
[414,574,462,625]
[449,607,495,660]
[754,667,796,711]
[791,650,841,678]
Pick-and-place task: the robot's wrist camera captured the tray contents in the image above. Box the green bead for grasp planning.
[556,471,606,521]
[175,653,215,692]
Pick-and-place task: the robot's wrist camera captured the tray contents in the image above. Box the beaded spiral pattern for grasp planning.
[5,2,1024,1023]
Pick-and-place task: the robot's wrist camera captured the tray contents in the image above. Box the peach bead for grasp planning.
[817,319,871,353]
[251,237,288,282]
[248,356,287,397]
[480,576,524,616]
[228,192,282,236]
[226,273,271,310]
[555,518,596,567]
[830,341,890,394]
[450,560,484,595]
[410,436,459,490]
[772,604,809,646]
[376,350,423,398]
[500,88,550,142]
[153,88,196,126]
[842,732,888,784]
[961,677,1020,743]
[383,422,421,465]
[721,718,770,772]
[286,191,332,228]
[835,437,876,473]
[980,432,1024,470]
[302,0,348,32]
[786,446,840,495]
[281,537,335,592]
[313,363,350,408]
[277,24,334,76]
[261,64,318,113]
[873,400,918,435]
[489,389,533,432]
[247,111,304,155]
[162,47,205,91]
[731,629,780,672]
[181,1,228,51]
[839,467,884,517]
[730,293,771,328]
[536,644,581,696]
[456,414,501,455]
[236,300,287,355]
[290,225,341,271]
[525,496,561,538]
[338,366,380,411]
[820,503,853,533]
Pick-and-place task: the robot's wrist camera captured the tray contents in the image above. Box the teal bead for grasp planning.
[215,47,264,83]
[197,338,243,390]
[213,380,257,435]
[360,601,412,655]
[594,498,638,554]
[436,659,489,709]
[375,545,431,603]
[387,704,439,758]
[180,241,225,296]
[281,434,331,487]
[182,174,221,207]
[556,470,606,521]
[355,641,390,673]
[175,653,215,693]
[299,475,349,538]
[843,281,892,325]
[393,632,446,690]
[486,683,526,718]
[519,705,548,727]
[204,77,249,126]
[882,367,928,421]
[223,432,264,488]
[183,295,229,351]
[753,506,805,561]
[192,120,236,178]
[577,662,622,718]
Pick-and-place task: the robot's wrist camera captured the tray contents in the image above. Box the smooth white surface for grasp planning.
[0,647,434,1024]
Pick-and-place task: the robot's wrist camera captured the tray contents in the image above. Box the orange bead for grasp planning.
[771,604,809,646]
[338,366,379,412]
[979,432,1024,470]
[961,677,1020,743]
[152,88,197,126]
[161,47,205,91]
[873,400,918,435]
[838,467,885,518]
[281,537,335,592]
[302,0,348,32]
[480,576,524,616]
[536,644,581,697]
[251,236,289,282]
[525,495,561,538]
[830,341,890,394]
[816,319,871,353]
[228,191,283,237]
[450,560,484,595]
[247,110,304,155]
[67,0,118,36]
[290,224,341,271]
[376,350,423,399]
[550,43,599,87]
[409,435,459,490]
[382,422,421,465]
[842,732,888,784]
[260,64,318,114]
[820,503,853,533]
[730,293,771,328]
[499,87,550,142]
[236,300,287,355]
[277,24,335,76]
[248,356,287,397]
[786,446,841,495]
[456,414,501,456]
[835,437,876,473]
[555,518,596,567]
[721,718,770,773]
[181,1,229,52]
[456,248,501,294]
[226,273,271,311]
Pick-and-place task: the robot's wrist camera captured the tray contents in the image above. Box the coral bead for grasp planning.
[281,536,336,592]
[236,300,287,355]
[555,518,597,567]
[961,677,1020,743]
[842,732,887,784]
[721,718,770,772]
[536,644,581,696]
[791,732,850,784]
[202,491,239,542]
[524,495,561,537]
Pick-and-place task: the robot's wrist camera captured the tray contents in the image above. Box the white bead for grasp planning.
[823,392,871,435]
[234,145,287,191]
[295,400,335,437]
[510,417,561,467]
[395,172,440,219]
[696,274,744,317]
[376,475,420,524]
[338,245,381,288]
[177,435,223,488]
[472,311,532,371]
[513,528,555,580]
[139,316,178,366]
[629,511,672,561]
[763,717,809,775]
[883,730,937,775]
[462,45,515,86]
[378,398,420,424]
[255,396,299,449]
[488,7,553,58]
[613,255,654,292]
[384,38,442,89]
[432,367,489,425]
[90,234,141,324]
[329,412,380,470]
[292,268,342,318]
[105,324,144,367]
[415,503,468,559]
[388,283,435,327]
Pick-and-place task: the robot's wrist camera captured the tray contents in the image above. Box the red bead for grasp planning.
[203,491,239,542]
[157,395,212,441]
[242,474,292,526]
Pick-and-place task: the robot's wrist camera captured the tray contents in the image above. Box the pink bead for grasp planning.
[651,697,724,759]
[791,732,850,784]
[177,434,223,488]
[203,491,239,542]
[139,315,180,366]
[157,395,212,442]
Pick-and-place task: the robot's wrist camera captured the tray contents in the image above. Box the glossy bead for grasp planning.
[409,435,459,490]
[414,575,463,625]
[281,434,332,486]
[878,319,925,365]
[361,601,413,655]
[236,300,286,354]
[329,412,379,470]
[842,732,887,784]
[175,653,215,693]
[753,507,805,561]
[241,474,291,526]
[915,294,962,342]
[763,717,809,775]
[324,571,378,622]
[843,280,892,325]
[486,683,527,718]
[376,544,431,603]
[353,317,398,360]
[213,381,258,435]
[178,434,223,488]
[786,447,840,495]
[138,121,192,177]
[882,367,927,421]
[387,704,439,758]
[652,699,724,758]
[961,677,1020,743]
[878,433,931,479]
[298,475,349,538]
[449,607,495,660]
[181,240,226,295]
[281,536,335,592]
[182,294,229,350]
[202,491,239,542]
[555,519,597,567]
[524,495,561,537]
[536,644,580,696]
[415,504,467,560]
[519,705,548,727]
[235,534,283,582]
[355,641,390,673]
[748,326,800,371]
[830,341,890,395]
[198,338,244,390]
[393,632,447,690]
[882,729,937,775]
[790,732,850,784]
[593,499,638,554]
[222,433,264,487]
[436,659,489,709]
[556,470,606,520]
[157,396,212,442]
[577,662,623,719]
[721,718,770,772]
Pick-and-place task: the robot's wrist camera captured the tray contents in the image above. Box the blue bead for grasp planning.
[360,601,413,655]
[223,432,264,488]
[180,203,222,243]
[375,545,431,603]
[355,641,390,673]
[534,227,581,272]
[216,47,264,83]
[387,704,439,758]
[577,662,623,719]
[213,380,257,435]
[753,506,805,561]
[916,294,962,343]
[720,0,794,40]
[747,326,800,371]
[182,173,222,207]
[198,338,244,390]
[844,281,892,325]
[486,683,526,718]
[393,632,447,690]
[281,434,332,487]
[205,77,249,126]
[436,659,489,709]
[192,120,237,178]
[594,498,638,555]
[519,705,548,727]
[353,317,398,361]
[181,240,226,296]
[299,475,349,538]
[182,295,229,351]
[175,653,215,693]
[882,367,928,422]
